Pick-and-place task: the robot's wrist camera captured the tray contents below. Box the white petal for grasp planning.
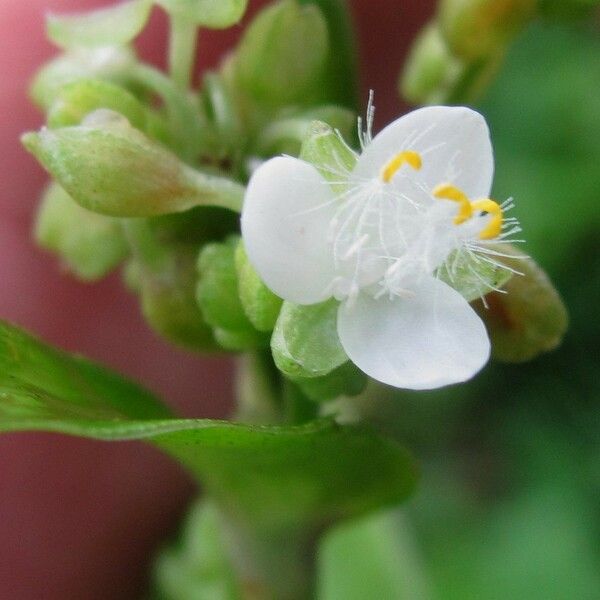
[353,106,494,199]
[337,276,490,390]
[241,156,336,304]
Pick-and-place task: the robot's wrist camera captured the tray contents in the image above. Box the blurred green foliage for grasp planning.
[381,20,600,600]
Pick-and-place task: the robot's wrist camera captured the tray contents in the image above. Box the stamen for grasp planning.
[380,151,422,183]
[471,199,503,239]
[433,183,473,224]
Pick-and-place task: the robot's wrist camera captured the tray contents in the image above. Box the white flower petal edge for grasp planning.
[352,106,494,200]
[337,276,491,390]
[241,156,336,304]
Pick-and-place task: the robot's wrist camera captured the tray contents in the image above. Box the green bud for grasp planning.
[234,242,282,333]
[271,299,347,378]
[196,239,268,351]
[400,22,463,106]
[437,248,514,303]
[254,106,356,157]
[22,110,244,217]
[299,120,357,184]
[123,218,218,351]
[473,247,568,362]
[292,361,367,403]
[156,0,248,28]
[47,79,147,129]
[438,0,536,60]
[47,0,152,49]
[31,46,137,110]
[35,182,128,281]
[235,0,329,106]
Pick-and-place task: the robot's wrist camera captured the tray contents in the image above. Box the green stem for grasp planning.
[168,12,198,90]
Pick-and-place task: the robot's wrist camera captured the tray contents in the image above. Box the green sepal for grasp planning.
[437,247,514,303]
[35,182,128,281]
[47,0,152,49]
[292,361,367,403]
[255,106,356,158]
[123,216,220,352]
[299,120,358,185]
[47,78,147,129]
[22,110,244,217]
[271,299,348,379]
[234,0,329,107]
[31,46,138,111]
[234,242,282,333]
[473,247,568,362]
[156,0,248,28]
[196,238,268,351]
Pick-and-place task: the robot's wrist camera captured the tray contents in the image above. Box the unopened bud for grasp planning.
[22,110,244,217]
[439,0,536,60]
[196,239,268,351]
[47,79,147,129]
[235,241,282,332]
[35,182,128,280]
[400,22,463,105]
[235,0,329,106]
[473,246,568,362]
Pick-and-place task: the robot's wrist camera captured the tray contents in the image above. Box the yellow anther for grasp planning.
[470,199,503,240]
[380,150,422,183]
[433,183,473,224]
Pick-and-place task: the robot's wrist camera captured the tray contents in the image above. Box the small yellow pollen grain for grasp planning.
[471,199,503,239]
[380,151,422,183]
[433,183,473,224]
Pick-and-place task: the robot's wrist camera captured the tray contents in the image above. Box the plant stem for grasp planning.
[168,12,198,91]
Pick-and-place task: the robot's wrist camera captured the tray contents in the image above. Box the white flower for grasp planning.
[241,105,519,390]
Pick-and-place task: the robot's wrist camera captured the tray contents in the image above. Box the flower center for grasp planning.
[433,183,503,239]
[380,150,422,183]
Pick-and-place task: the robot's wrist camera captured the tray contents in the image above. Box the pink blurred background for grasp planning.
[0,1,434,597]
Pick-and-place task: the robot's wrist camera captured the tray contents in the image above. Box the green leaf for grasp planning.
[35,183,128,281]
[22,110,244,217]
[473,248,568,362]
[271,299,347,379]
[156,0,248,28]
[0,320,171,424]
[47,0,152,49]
[0,320,417,533]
